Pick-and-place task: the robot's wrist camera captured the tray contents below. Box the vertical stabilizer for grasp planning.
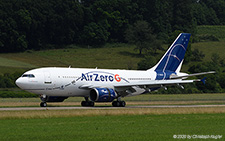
[149,33,191,80]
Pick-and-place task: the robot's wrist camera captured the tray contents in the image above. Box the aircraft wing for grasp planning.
[113,79,199,97]
[79,79,199,97]
[79,79,195,89]
[114,79,196,88]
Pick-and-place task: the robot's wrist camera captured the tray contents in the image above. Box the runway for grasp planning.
[1,104,225,111]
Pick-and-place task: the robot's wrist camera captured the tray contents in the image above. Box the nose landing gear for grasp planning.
[40,102,47,107]
[40,95,47,107]
[39,95,68,107]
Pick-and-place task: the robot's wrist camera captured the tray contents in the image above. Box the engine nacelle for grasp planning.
[40,95,68,102]
[90,88,117,102]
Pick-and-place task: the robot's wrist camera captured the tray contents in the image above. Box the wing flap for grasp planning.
[114,79,195,88]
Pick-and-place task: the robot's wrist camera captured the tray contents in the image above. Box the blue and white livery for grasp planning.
[16,33,215,107]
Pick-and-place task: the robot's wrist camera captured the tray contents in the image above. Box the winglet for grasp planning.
[201,77,207,85]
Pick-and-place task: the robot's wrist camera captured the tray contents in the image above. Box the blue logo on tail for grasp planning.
[155,33,191,80]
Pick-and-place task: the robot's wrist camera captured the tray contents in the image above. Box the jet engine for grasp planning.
[90,88,117,102]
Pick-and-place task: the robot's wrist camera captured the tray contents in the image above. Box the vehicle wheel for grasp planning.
[112,101,117,107]
[88,101,95,107]
[112,101,121,107]
[116,101,121,107]
[81,101,87,106]
[40,102,47,107]
[120,101,126,107]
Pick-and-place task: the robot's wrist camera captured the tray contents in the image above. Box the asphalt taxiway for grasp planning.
[0,104,225,111]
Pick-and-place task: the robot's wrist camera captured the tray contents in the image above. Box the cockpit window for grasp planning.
[22,74,35,78]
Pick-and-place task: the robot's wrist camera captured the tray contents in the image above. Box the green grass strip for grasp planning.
[0,114,224,140]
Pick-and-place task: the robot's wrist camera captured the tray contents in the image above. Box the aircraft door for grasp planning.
[44,71,52,84]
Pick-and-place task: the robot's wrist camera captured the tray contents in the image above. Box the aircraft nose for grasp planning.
[15,78,26,89]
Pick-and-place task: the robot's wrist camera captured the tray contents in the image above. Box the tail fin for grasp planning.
[149,33,191,79]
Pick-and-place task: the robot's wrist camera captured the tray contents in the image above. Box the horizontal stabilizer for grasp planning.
[170,71,216,79]
[201,77,207,85]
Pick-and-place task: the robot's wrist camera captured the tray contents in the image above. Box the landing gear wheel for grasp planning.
[112,101,126,107]
[120,101,126,107]
[81,101,86,106]
[112,101,120,107]
[88,101,95,107]
[112,101,116,107]
[40,102,47,107]
[81,101,95,107]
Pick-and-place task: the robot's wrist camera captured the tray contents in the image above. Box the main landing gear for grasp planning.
[112,101,126,107]
[81,97,95,107]
[80,97,126,107]
[112,97,126,107]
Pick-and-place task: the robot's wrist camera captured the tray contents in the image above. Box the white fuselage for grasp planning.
[16,67,157,97]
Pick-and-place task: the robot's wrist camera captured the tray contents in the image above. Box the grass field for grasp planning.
[0,40,224,75]
[197,25,225,39]
[0,57,36,68]
[0,113,224,140]
[0,44,144,70]
[194,25,225,62]
[0,93,225,140]
[192,40,225,62]
[1,94,225,140]
[0,44,146,75]
[0,39,224,75]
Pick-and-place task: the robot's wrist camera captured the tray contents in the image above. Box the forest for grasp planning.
[1,0,225,52]
[1,0,225,96]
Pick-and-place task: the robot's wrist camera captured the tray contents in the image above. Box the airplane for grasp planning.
[15,33,215,107]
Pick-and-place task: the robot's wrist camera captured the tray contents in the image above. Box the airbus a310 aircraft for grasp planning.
[16,33,215,107]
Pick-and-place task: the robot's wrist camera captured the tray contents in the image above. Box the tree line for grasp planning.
[1,0,225,96]
[1,0,224,53]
